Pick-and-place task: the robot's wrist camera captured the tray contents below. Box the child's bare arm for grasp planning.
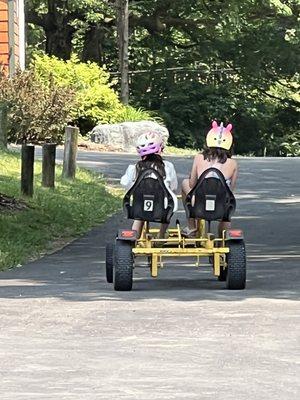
[230,161,238,191]
[189,155,200,188]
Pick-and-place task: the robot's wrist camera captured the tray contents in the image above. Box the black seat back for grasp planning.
[123,168,174,223]
[185,168,236,221]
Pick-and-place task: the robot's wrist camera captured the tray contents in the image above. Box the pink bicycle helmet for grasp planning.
[136,132,163,157]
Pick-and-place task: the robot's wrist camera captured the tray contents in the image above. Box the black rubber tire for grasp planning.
[114,240,133,291]
[106,243,115,283]
[226,240,246,290]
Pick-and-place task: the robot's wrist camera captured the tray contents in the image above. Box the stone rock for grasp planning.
[90,120,169,152]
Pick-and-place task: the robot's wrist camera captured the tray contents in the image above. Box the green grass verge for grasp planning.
[0,148,121,271]
[164,146,199,156]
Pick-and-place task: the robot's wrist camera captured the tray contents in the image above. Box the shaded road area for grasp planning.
[0,151,299,399]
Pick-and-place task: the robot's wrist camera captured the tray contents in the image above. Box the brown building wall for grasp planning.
[0,0,20,73]
[0,0,9,68]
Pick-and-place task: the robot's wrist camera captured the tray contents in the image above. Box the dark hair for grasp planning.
[136,154,166,178]
[202,145,233,164]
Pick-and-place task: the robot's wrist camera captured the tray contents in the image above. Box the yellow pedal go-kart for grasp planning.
[106,167,246,291]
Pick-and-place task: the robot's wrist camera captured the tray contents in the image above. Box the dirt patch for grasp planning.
[0,193,28,212]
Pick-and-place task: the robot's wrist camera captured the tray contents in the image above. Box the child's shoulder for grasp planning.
[227,157,238,167]
[127,163,136,169]
[124,164,136,174]
[194,153,204,163]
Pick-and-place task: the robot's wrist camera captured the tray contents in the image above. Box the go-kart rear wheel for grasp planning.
[114,240,133,291]
[106,243,115,283]
[226,240,246,290]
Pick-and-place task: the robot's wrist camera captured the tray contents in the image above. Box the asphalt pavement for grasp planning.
[0,150,299,399]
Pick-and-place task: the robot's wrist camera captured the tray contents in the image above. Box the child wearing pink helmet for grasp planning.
[182,121,238,237]
[121,132,178,238]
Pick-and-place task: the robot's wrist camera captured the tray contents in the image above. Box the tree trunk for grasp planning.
[26,2,75,60]
[44,14,74,60]
[116,0,129,105]
[82,25,104,64]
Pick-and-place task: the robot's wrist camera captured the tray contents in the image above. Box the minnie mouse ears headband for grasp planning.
[206,120,233,151]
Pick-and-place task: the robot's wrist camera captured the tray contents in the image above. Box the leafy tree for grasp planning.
[25,0,300,155]
[25,1,116,62]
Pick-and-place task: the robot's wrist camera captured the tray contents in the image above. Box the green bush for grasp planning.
[31,55,156,134]
[0,68,75,144]
[33,54,122,130]
[33,54,159,133]
[115,106,162,123]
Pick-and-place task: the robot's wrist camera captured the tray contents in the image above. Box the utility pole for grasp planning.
[116,0,129,105]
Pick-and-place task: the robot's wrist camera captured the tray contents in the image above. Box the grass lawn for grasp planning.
[0,148,121,270]
[164,145,198,156]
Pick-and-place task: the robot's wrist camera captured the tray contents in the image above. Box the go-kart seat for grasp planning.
[185,167,236,221]
[123,168,175,224]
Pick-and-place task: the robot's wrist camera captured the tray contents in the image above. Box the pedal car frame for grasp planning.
[106,218,246,291]
[106,167,246,291]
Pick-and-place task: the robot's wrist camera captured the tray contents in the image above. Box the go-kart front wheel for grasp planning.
[106,243,115,283]
[226,240,246,290]
[114,240,133,291]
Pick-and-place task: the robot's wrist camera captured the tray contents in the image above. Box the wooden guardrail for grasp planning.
[21,144,35,197]
[62,126,79,180]
[19,126,79,197]
[42,143,56,188]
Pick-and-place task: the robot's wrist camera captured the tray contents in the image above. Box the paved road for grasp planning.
[0,151,299,399]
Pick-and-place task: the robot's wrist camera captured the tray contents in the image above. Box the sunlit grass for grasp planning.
[0,149,121,270]
[164,146,199,156]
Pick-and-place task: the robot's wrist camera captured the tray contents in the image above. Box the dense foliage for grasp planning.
[33,54,123,132]
[0,55,156,143]
[25,0,300,155]
[33,55,156,133]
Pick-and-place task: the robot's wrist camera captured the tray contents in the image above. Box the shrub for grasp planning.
[115,106,162,123]
[32,54,160,133]
[0,68,75,144]
[33,54,123,131]
[280,133,300,156]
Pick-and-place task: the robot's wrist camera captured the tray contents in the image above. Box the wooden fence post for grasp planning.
[21,144,35,197]
[0,103,8,149]
[42,143,56,188]
[62,126,79,180]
